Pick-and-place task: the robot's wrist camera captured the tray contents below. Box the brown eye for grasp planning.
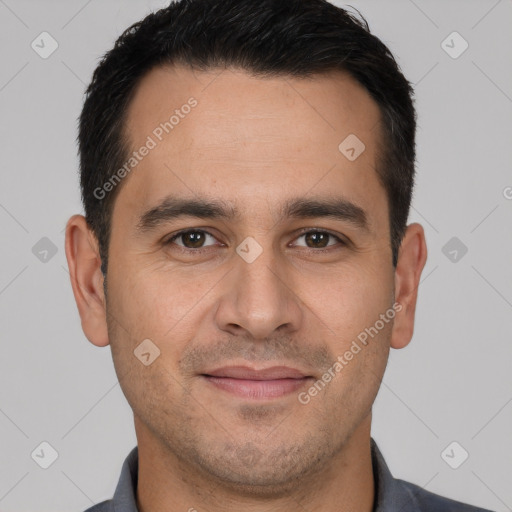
[294,230,343,249]
[305,231,330,248]
[167,230,216,249]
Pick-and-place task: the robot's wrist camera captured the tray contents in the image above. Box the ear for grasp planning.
[390,222,428,349]
[65,214,110,347]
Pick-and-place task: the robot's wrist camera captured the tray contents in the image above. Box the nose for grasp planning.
[214,243,304,340]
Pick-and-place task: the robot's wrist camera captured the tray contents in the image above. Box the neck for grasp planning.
[135,416,375,512]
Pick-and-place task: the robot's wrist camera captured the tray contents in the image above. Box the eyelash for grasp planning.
[164,228,347,254]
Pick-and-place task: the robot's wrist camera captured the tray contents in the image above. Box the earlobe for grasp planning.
[390,223,428,350]
[65,214,110,347]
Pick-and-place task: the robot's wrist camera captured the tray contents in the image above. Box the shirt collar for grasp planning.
[371,438,423,511]
[112,445,138,512]
[112,439,418,512]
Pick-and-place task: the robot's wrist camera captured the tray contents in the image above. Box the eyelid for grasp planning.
[290,228,348,248]
[165,228,221,248]
[165,227,348,251]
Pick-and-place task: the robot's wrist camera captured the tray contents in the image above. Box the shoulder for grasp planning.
[371,439,494,512]
[396,478,495,512]
[82,500,113,512]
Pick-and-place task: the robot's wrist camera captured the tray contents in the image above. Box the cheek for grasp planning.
[319,308,392,420]
[108,263,218,350]
[305,263,393,345]
[105,273,198,412]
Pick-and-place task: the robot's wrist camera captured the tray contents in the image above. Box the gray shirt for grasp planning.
[84,440,493,512]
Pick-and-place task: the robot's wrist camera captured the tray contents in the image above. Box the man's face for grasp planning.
[105,65,395,489]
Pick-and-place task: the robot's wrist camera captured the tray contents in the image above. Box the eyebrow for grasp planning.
[282,197,370,232]
[136,197,239,232]
[136,195,371,234]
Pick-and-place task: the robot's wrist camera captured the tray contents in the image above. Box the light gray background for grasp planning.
[0,0,511,511]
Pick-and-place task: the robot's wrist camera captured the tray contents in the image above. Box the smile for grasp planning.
[201,365,314,400]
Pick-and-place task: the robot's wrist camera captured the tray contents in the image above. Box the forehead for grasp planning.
[115,64,386,232]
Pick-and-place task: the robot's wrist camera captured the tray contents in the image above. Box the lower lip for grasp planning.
[203,376,312,399]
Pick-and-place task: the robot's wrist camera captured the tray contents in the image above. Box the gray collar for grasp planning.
[106,439,468,512]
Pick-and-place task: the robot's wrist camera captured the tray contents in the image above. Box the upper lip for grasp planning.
[203,365,310,380]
